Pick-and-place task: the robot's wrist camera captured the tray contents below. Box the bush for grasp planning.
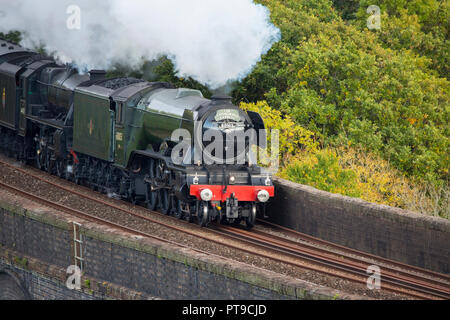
[282,145,449,218]
[0,31,21,44]
[106,57,212,98]
[355,1,449,77]
[235,0,449,188]
[336,146,449,217]
[281,149,362,198]
[240,100,319,165]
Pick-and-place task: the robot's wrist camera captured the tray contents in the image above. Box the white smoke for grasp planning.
[0,0,280,88]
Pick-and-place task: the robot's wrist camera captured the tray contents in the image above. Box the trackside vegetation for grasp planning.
[235,0,449,218]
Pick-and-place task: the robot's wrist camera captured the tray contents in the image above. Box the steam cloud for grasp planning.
[0,0,280,88]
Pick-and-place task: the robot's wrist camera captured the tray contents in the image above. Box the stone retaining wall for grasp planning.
[0,190,356,300]
[268,178,450,274]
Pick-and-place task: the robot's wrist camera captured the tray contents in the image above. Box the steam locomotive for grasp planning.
[0,39,274,229]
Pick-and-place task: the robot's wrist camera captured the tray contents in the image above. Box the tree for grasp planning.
[0,31,22,44]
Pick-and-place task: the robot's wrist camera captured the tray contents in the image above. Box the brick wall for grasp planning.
[268,178,450,274]
[0,263,96,300]
[0,192,355,300]
[0,270,30,299]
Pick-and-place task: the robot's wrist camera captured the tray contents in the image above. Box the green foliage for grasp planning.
[240,100,319,164]
[0,31,22,44]
[282,150,361,198]
[355,0,449,76]
[152,57,212,98]
[282,27,448,183]
[234,0,449,188]
[233,0,340,103]
[282,146,449,218]
[106,62,145,80]
[331,0,360,20]
[14,256,28,269]
[357,0,448,30]
[106,57,212,98]
[0,31,50,56]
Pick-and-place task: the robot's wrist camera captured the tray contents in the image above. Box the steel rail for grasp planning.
[0,158,447,299]
[213,224,450,300]
[0,180,205,255]
[247,228,450,292]
[257,219,450,283]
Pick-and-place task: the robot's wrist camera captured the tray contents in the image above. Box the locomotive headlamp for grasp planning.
[229,176,236,184]
[257,190,270,203]
[200,189,213,201]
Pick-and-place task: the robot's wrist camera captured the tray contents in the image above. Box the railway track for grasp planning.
[211,224,450,300]
[0,158,449,300]
[256,219,450,284]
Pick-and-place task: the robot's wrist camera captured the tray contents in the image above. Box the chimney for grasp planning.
[210,94,232,105]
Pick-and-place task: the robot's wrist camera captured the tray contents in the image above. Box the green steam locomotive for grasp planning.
[0,39,274,229]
